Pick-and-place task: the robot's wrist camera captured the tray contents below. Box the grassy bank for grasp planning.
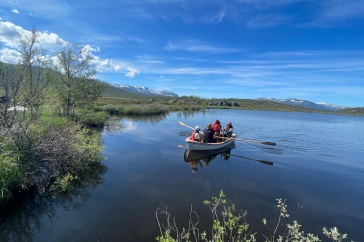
[0,110,105,205]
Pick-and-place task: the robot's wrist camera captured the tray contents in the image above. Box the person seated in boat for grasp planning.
[190,160,201,173]
[223,122,233,138]
[190,126,203,142]
[203,123,216,143]
[212,119,222,142]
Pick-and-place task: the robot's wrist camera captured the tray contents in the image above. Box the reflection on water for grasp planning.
[2,110,363,241]
[0,163,107,242]
[184,143,235,173]
[103,117,123,134]
[120,113,168,123]
[184,142,274,172]
[176,110,210,120]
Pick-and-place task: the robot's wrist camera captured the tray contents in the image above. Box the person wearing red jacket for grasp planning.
[190,126,203,142]
[212,119,221,132]
[212,120,222,142]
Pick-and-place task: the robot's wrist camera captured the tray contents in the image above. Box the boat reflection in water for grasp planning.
[184,142,236,172]
[184,141,273,172]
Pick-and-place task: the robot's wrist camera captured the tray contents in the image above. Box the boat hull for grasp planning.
[185,135,236,151]
[184,142,235,162]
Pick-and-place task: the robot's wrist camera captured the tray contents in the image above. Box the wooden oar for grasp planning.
[178,121,194,130]
[217,136,276,146]
[229,154,273,166]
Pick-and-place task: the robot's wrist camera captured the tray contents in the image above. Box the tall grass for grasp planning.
[97,103,169,115]
[0,146,20,204]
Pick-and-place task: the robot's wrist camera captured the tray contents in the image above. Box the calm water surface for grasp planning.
[2,110,364,241]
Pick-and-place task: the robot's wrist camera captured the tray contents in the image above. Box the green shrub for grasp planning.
[75,110,109,127]
[0,120,104,204]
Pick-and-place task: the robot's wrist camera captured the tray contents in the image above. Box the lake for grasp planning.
[1,109,363,241]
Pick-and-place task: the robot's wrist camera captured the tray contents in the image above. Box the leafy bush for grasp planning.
[74,109,109,127]
[0,120,104,205]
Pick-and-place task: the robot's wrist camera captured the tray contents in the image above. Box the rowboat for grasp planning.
[184,142,235,162]
[185,134,237,151]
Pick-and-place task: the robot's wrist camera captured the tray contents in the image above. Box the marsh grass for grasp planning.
[97,103,169,115]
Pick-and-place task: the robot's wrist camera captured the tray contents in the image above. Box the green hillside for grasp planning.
[99,86,331,113]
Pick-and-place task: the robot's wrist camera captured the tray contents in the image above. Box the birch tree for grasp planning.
[55,43,101,116]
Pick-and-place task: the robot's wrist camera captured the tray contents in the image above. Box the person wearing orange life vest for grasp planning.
[190,126,203,142]
[212,119,222,142]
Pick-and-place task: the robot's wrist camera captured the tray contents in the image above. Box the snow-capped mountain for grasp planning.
[110,84,179,98]
[257,98,346,111]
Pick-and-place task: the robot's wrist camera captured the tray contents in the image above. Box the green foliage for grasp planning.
[0,120,104,204]
[96,104,124,115]
[53,43,104,117]
[156,190,256,242]
[0,31,107,206]
[73,109,109,127]
[337,107,364,116]
[156,191,352,242]
[72,127,104,164]
[31,110,69,136]
[0,135,21,204]
[50,172,77,194]
[323,227,349,242]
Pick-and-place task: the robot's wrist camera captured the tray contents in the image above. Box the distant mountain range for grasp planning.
[257,98,346,111]
[110,84,179,98]
[108,84,346,111]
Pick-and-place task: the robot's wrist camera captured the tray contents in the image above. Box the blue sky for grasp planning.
[1,0,364,107]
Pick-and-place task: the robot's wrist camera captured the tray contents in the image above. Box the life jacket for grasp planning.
[212,122,221,132]
[191,131,196,141]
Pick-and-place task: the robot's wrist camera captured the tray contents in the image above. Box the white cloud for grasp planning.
[125,67,140,78]
[0,22,117,72]
[12,9,19,14]
[0,21,26,48]
[0,47,21,63]
[165,40,242,54]
[37,32,67,47]
[0,21,67,63]
[247,14,289,29]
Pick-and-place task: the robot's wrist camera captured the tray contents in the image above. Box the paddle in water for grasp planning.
[217,136,276,146]
[179,121,276,146]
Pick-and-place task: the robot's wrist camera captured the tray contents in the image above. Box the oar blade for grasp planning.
[178,121,194,130]
[261,141,276,146]
[257,160,274,166]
